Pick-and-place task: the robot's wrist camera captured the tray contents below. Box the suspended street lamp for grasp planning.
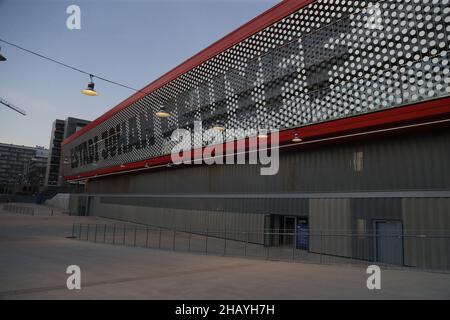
[0,46,6,62]
[155,105,170,118]
[81,74,98,96]
[212,120,225,132]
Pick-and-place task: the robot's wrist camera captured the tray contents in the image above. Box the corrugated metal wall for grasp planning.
[77,129,450,270]
[402,198,450,270]
[87,129,450,195]
[92,197,265,243]
[309,199,352,257]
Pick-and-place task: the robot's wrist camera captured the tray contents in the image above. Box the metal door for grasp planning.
[375,220,403,266]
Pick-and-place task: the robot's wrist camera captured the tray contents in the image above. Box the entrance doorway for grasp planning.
[374,220,404,266]
[282,216,296,246]
[279,216,309,250]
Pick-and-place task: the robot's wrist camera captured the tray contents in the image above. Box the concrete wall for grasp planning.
[45,193,70,210]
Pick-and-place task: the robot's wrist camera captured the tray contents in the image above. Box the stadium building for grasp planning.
[62,0,450,270]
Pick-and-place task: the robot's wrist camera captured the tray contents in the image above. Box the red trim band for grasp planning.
[64,96,450,181]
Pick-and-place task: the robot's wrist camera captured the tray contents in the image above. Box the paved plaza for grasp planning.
[0,204,449,299]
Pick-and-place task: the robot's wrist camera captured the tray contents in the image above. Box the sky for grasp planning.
[0,0,279,148]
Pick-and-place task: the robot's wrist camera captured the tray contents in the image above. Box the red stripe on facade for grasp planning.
[61,0,315,147]
[64,96,450,181]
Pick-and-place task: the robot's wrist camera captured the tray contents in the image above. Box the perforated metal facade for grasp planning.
[62,0,450,178]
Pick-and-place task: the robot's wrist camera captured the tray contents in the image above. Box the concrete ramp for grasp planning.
[45,193,70,210]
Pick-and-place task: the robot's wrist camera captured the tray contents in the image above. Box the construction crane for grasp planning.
[0,97,26,116]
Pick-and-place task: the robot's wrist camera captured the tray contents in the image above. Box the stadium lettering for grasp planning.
[70,109,154,169]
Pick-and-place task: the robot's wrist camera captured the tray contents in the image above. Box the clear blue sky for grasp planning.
[0,0,278,148]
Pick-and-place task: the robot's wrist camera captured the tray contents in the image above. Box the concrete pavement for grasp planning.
[0,205,449,299]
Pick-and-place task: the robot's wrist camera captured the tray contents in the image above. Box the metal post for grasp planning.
[172,228,176,250]
[51,209,53,216]
[112,224,116,244]
[94,224,98,242]
[123,224,126,245]
[103,224,107,243]
[158,227,162,249]
[223,227,227,256]
[205,228,209,255]
[71,223,75,238]
[245,231,248,257]
[188,226,192,252]
[134,227,137,247]
[320,230,323,264]
[292,229,296,261]
[78,223,82,239]
[86,224,90,241]
[145,227,149,248]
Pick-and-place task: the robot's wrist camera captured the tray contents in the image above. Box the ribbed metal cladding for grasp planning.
[402,198,450,270]
[86,129,450,195]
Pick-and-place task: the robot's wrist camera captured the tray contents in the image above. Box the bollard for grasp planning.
[158,227,162,249]
[51,209,53,216]
[94,224,98,242]
[145,227,149,248]
[103,224,107,243]
[123,224,126,245]
[78,223,82,239]
[71,223,75,238]
[86,224,90,241]
[134,227,137,247]
[112,224,116,244]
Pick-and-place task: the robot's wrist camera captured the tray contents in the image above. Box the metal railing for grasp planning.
[70,223,450,272]
[2,204,58,216]
[2,204,34,215]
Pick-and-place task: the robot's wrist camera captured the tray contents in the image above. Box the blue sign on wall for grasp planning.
[296,222,309,250]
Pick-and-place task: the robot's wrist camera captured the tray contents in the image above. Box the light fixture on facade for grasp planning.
[81,74,98,96]
[292,132,302,143]
[0,47,6,62]
[155,105,170,118]
[257,132,268,139]
[63,157,70,164]
[212,121,225,132]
